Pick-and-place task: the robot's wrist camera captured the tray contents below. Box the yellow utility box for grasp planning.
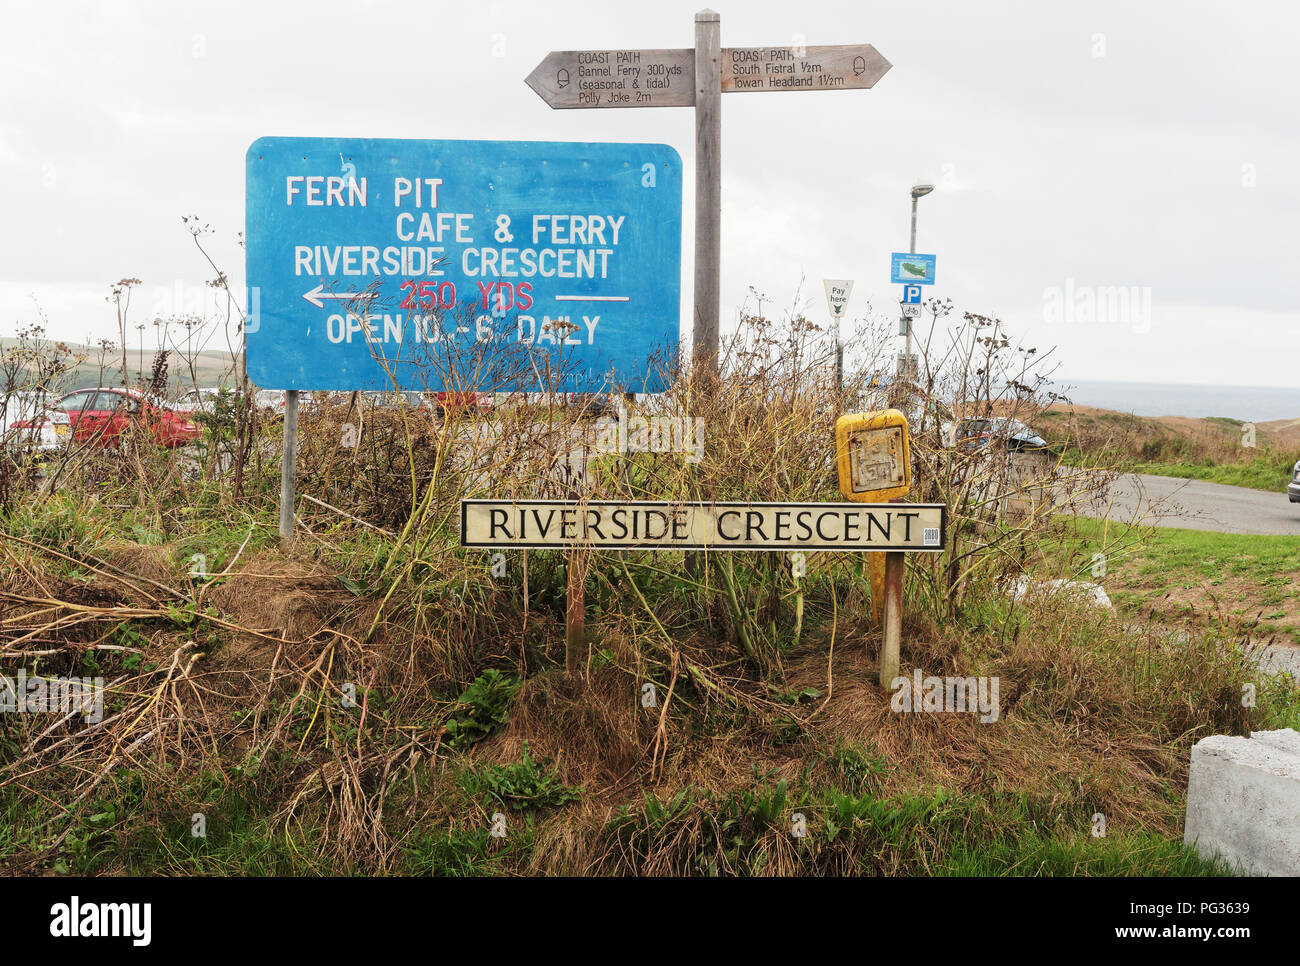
[835,409,911,502]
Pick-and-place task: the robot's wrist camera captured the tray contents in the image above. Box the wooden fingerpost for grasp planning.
[879,549,904,688]
[692,8,722,384]
[869,552,885,626]
[565,550,587,676]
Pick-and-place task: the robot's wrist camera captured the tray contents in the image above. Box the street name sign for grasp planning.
[824,278,854,318]
[461,499,945,551]
[245,136,682,392]
[890,253,936,285]
[525,44,891,110]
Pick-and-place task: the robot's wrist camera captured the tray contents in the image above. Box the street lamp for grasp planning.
[902,183,935,379]
[909,183,933,256]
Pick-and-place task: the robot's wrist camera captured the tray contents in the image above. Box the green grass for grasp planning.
[1068,517,1300,587]
[1134,455,1297,492]
[938,831,1231,876]
[602,780,1235,877]
[1051,517,1300,646]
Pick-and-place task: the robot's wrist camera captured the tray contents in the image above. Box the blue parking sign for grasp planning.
[245,137,682,392]
[901,284,922,304]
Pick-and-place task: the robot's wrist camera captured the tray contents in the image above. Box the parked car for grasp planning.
[5,409,71,455]
[566,393,617,418]
[254,389,285,414]
[431,390,489,415]
[952,417,1050,453]
[1288,460,1300,504]
[253,389,314,416]
[173,387,223,414]
[45,388,200,448]
[358,390,427,410]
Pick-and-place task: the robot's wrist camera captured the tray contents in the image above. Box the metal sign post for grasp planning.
[279,389,298,547]
[526,15,891,383]
[247,138,683,550]
[823,279,853,399]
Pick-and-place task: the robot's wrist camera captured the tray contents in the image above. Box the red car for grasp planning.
[48,388,200,448]
[432,391,489,414]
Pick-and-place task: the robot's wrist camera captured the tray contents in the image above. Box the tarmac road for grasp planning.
[1085,473,1300,536]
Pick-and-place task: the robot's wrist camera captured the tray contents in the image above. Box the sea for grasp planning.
[1059,380,1300,423]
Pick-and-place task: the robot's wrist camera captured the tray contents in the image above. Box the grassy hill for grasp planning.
[1,336,241,393]
[1034,403,1300,492]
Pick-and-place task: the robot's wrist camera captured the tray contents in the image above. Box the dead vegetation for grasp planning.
[0,294,1291,877]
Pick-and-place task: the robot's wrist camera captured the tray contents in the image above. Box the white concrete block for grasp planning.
[1184,728,1300,876]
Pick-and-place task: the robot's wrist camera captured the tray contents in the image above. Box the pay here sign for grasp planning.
[245,137,682,392]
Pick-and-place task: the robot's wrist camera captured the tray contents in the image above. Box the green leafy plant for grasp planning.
[444,669,520,750]
[459,742,581,810]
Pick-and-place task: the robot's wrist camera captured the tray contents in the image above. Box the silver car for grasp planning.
[4,408,71,454]
[1288,460,1300,504]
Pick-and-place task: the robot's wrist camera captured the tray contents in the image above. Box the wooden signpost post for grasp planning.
[465,408,931,688]
[462,492,942,683]
[834,409,914,685]
[526,12,892,380]
[520,14,903,683]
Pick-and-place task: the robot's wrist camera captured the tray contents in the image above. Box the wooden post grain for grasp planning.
[879,550,903,688]
[869,551,886,626]
[565,550,587,675]
[692,9,721,381]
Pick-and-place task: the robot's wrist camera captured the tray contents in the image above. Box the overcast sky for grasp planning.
[1,0,1296,392]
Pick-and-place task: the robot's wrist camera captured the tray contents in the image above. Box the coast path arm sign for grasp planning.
[245,137,682,392]
[461,500,946,551]
[525,45,891,109]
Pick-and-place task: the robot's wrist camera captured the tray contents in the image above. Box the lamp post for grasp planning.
[903,183,934,379]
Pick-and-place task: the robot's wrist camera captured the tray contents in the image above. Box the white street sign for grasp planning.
[824,279,854,318]
[461,500,944,551]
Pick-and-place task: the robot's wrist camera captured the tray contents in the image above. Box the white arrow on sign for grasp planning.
[302,284,372,308]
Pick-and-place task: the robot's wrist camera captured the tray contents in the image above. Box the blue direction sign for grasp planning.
[901,284,922,304]
[890,252,936,286]
[245,137,682,392]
